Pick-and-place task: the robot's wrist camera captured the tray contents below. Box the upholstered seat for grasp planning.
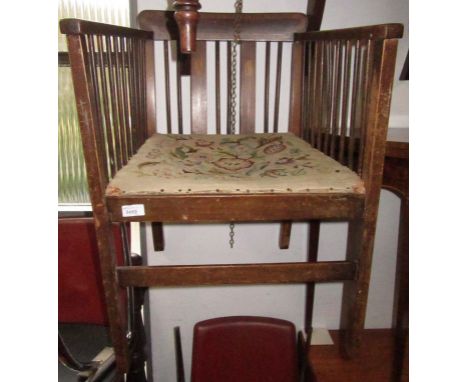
[106,133,364,197]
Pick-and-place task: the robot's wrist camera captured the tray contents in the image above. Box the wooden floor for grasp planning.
[308,329,408,382]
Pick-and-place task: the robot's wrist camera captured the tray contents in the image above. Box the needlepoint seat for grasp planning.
[105,132,364,197]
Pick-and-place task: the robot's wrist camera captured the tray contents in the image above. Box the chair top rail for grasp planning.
[138,11,308,42]
[295,23,403,41]
[60,18,153,39]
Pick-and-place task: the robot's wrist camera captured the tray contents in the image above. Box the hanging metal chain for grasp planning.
[229,0,243,135]
[228,0,243,248]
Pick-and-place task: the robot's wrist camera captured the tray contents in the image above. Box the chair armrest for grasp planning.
[295,23,403,41]
[60,18,153,39]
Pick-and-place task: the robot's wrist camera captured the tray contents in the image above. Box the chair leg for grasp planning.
[126,256,148,382]
[93,216,130,376]
[304,220,320,335]
[340,216,376,359]
[151,222,165,251]
[279,221,292,249]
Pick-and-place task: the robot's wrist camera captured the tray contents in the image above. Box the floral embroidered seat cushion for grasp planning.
[106,133,364,196]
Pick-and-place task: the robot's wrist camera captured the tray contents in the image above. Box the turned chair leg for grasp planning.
[340,217,377,359]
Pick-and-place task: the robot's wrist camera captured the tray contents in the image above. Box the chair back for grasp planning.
[191,316,298,382]
[58,217,125,325]
[138,11,308,137]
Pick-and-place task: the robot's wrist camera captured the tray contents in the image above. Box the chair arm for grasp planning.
[295,23,403,41]
[60,18,153,39]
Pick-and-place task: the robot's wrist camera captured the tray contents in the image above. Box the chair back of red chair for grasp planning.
[191,316,298,382]
[58,217,125,325]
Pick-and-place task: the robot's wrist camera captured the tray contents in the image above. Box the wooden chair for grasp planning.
[60,1,402,379]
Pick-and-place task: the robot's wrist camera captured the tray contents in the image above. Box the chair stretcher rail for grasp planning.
[117,261,357,287]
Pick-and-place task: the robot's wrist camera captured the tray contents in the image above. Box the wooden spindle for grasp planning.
[315,40,325,150]
[273,42,283,133]
[339,40,352,164]
[88,35,113,179]
[145,38,157,140]
[173,0,201,54]
[308,41,317,146]
[227,41,232,132]
[121,37,133,158]
[348,40,361,170]
[264,41,271,133]
[215,41,221,134]
[190,41,207,133]
[176,43,184,134]
[330,40,342,159]
[96,35,114,177]
[114,36,128,165]
[322,41,332,154]
[357,40,373,176]
[126,38,137,153]
[106,36,123,173]
[240,41,256,133]
[164,40,173,134]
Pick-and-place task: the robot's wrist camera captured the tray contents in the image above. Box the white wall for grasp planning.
[135,1,408,381]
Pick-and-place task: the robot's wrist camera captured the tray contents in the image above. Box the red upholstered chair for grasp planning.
[58,217,126,381]
[191,316,307,382]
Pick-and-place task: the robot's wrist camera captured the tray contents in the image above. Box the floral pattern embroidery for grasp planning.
[106,133,365,196]
[132,134,319,180]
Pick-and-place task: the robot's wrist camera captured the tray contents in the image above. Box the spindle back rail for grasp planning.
[60,12,402,379]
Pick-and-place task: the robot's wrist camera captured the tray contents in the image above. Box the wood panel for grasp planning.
[191,41,207,133]
[240,42,256,133]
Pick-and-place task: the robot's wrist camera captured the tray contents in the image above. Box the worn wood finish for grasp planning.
[190,41,207,133]
[106,193,365,223]
[117,261,357,287]
[340,39,399,358]
[240,42,256,133]
[138,11,308,42]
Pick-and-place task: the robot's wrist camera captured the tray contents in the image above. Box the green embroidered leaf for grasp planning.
[174,147,187,159]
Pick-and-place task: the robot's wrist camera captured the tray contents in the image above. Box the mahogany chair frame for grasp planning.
[60,7,402,380]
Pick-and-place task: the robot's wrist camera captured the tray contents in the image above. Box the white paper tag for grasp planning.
[122,204,145,217]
